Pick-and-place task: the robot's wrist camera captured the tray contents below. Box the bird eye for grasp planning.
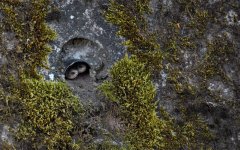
[70,71,77,75]
[65,69,78,80]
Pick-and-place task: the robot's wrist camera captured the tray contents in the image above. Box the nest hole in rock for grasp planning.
[65,61,90,80]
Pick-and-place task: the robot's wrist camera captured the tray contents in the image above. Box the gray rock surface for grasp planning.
[0,0,239,149]
[44,0,125,106]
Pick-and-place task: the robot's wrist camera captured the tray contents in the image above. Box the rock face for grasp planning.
[45,0,125,106]
[0,0,239,149]
[150,1,240,149]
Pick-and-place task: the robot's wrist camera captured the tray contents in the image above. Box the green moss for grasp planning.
[160,1,238,146]
[163,1,237,104]
[100,55,169,149]
[105,0,163,71]
[198,35,236,79]
[0,0,56,78]
[1,140,16,150]
[100,55,211,149]
[103,0,214,149]
[165,0,236,80]
[94,140,123,150]
[1,0,236,149]
[0,76,21,124]
[0,1,84,149]
[0,78,84,149]
[15,79,83,149]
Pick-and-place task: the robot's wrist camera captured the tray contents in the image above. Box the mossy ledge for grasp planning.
[0,0,84,149]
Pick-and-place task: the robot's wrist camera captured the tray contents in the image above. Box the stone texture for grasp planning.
[0,0,239,149]
[43,0,125,106]
[43,0,240,149]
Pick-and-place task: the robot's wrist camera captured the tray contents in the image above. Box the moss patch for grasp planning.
[103,0,217,149]
[100,55,211,149]
[15,79,83,149]
[0,1,84,149]
[0,0,56,78]
[105,0,163,71]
